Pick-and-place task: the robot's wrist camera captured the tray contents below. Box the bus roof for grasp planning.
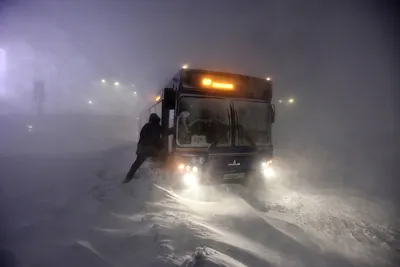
[164,68,273,101]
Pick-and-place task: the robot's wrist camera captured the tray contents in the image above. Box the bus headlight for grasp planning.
[183,172,198,186]
[177,163,199,173]
[261,160,272,168]
[262,167,275,178]
[177,163,200,186]
[261,160,275,179]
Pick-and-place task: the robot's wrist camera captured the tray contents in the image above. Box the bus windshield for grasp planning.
[177,97,231,147]
[234,100,271,146]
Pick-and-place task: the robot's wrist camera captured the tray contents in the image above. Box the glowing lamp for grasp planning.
[202,78,234,91]
[202,78,212,86]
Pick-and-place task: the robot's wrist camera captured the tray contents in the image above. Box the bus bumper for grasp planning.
[169,169,274,188]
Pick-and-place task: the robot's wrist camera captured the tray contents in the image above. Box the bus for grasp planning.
[138,68,276,188]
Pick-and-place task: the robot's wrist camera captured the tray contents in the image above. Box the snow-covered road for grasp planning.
[1,143,398,267]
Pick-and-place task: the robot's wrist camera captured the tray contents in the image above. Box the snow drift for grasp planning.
[0,117,398,266]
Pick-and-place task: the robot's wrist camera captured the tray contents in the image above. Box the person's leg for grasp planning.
[124,154,147,183]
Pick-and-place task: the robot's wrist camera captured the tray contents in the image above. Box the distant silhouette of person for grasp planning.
[123,113,163,183]
[33,80,46,115]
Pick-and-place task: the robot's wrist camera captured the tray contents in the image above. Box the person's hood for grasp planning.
[149,113,161,124]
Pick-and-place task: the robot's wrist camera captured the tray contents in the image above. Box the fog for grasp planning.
[0,0,399,266]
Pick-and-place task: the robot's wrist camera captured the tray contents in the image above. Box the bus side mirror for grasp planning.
[164,88,176,109]
[271,104,276,123]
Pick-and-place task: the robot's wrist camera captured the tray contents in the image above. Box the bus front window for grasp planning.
[234,100,271,146]
[177,97,230,147]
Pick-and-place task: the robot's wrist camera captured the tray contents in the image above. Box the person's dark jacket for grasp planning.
[136,113,162,156]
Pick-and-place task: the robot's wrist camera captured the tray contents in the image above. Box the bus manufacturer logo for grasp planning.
[228,160,240,166]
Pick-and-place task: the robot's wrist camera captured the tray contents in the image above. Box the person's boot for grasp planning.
[122,173,133,184]
[122,171,139,183]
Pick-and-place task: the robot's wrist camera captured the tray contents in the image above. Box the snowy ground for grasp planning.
[0,116,399,267]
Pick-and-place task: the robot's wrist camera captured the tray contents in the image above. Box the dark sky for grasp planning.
[2,0,397,89]
[1,1,398,129]
[1,0,398,126]
[1,0,398,134]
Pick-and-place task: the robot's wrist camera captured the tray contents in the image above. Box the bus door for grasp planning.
[162,88,177,154]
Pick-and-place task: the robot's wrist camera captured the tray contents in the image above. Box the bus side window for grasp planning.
[169,109,174,129]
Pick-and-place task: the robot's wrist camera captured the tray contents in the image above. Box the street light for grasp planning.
[288,98,294,104]
[101,79,106,83]
[114,81,120,86]
[182,64,188,69]
[266,77,271,81]
[88,100,93,104]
